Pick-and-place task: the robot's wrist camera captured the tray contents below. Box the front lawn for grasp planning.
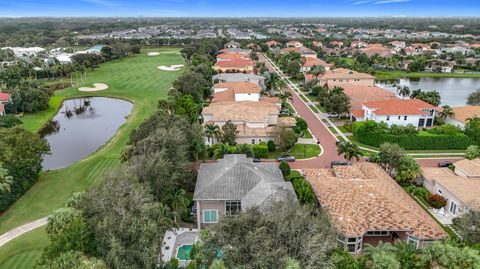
[267,144,321,159]
[0,227,48,269]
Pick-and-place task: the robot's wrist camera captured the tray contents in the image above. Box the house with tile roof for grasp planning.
[194,154,296,229]
[303,163,448,253]
[224,41,241,49]
[317,68,375,87]
[336,84,396,111]
[212,73,266,90]
[280,47,317,58]
[0,92,11,115]
[214,59,255,73]
[216,52,250,61]
[300,57,332,72]
[422,159,480,219]
[286,40,303,48]
[351,99,436,128]
[445,106,480,128]
[265,40,281,48]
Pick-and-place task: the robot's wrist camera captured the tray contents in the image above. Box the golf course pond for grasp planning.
[39,97,133,171]
[376,77,480,106]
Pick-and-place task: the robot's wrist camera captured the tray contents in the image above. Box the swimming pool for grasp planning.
[176,244,193,261]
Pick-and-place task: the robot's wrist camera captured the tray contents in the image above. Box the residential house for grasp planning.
[351,41,368,49]
[329,41,344,48]
[337,84,396,111]
[0,92,11,116]
[194,154,297,229]
[219,48,251,54]
[424,60,455,73]
[286,40,303,48]
[312,41,323,48]
[445,106,480,129]
[300,57,332,72]
[360,44,394,58]
[352,99,436,128]
[216,52,250,61]
[212,73,266,90]
[317,68,376,87]
[213,59,255,73]
[280,47,317,58]
[389,41,406,51]
[422,159,480,219]
[266,40,281,48]
[224,41,241,49]
[303,163,448,253]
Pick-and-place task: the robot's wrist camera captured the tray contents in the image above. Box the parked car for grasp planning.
[252,157,261,162]
[326,113,340,118]
[437,161,453,168]
[330,160,351,168]
[277,155,296,162]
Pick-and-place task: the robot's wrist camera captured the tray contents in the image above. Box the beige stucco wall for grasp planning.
[197,200,226,229]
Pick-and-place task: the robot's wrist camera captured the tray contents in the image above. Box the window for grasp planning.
[449,201,457,215]
[398,116,401,120]
[404,116,408,120]
[225,201,241,215]
[203,210,218,223]
[251,139,256,144]
[407,236,419,249]
[386,116,390,121]
[438,190,442,194]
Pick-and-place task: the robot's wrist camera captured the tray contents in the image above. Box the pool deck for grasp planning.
[161,228,199,265]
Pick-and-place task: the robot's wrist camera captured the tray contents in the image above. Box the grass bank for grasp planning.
[375,70,480,80]
[0,48,184,262]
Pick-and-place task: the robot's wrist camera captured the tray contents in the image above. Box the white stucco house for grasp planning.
[351,99,437,128]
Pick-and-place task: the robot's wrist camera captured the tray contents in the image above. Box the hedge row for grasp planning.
[252,143,269,158]
[352,122,473,150]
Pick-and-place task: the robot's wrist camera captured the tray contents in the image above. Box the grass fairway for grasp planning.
[0,227,48,269]
[0,48,184,235]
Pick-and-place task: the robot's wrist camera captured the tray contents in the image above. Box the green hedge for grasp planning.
[352,122,473,150]
[252,143,269,158]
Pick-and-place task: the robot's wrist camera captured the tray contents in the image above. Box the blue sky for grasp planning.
[0,0,479,17]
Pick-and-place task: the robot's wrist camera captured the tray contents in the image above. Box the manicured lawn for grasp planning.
[375,70,480,80]
[0,48,184,236]
[268,144,321,159]
[0,227,48,269]
[302,129,313,139]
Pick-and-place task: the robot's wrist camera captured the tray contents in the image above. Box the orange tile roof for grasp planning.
[303,57,332,67]
[266,40,281,47]
[423,167,480,210]
[363,99,436,115]
[339,84,397,110]
[202,101,279,123]
[303,163,448,239]
[280,47,315,55]
[453,158,480,177]
[320,68,375,80]
[350,109,364,118]
[213,82,261,94]
[0,93,11,102]
[214,59,255,68]
[450,106,480,124]
[216,53,248,60]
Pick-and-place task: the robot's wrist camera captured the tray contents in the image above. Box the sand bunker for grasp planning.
[147,52,160,56]
[78,83,109,92]
[157,64,184,71]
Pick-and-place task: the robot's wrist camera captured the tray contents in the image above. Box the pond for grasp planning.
[376,77,480,106]
[40,97,133,171]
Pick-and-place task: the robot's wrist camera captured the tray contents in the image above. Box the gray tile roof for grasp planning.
[212,73,265,83]
[194,155,295,207]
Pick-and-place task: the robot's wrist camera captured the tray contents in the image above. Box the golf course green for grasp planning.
[0,48,185,268]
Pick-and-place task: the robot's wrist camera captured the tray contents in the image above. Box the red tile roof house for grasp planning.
[300,57,332,72]
[303,163,448,254]
[280,47,317,58]
[214,59,255,73]
[265,40,281,48]
[216,52,250,61]
[0,92,12,115]
[351,99,437,128]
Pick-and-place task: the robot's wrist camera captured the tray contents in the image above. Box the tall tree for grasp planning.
[437,105,455,123]
[397,86,410,99]
[337,141,363,162]
[204,124,220,144]
[220,120,238,146]
[467,89,480,106]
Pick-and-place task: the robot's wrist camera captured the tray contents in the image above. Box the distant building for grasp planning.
[317,68,375,87]
[285,40,303,48]
[300,57,332,72]
[445,106,480,129]
[212,73,266,89]
[213,59,255,73]
[224,41,241,49]
[0,92,12,115]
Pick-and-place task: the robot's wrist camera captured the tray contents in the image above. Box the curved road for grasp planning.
[258,53,461,169]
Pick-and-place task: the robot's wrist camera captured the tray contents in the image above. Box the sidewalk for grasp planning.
[0,217,49,247]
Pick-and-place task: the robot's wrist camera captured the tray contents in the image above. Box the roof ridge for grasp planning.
[194,163,236,199]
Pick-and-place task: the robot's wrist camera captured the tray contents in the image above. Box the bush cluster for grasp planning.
[252,142,269,158]
[427,194,447,209]
[352,121,472,150]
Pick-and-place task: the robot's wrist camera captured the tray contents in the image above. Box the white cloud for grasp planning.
[374,0,411,4]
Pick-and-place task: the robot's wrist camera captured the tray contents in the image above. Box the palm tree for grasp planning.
[274,79,287,92]
[163,189,190,224]
[363,241,397,259]
[158,203,176,228]
[397,86,410,99]
[410,89,422,99]
[213,144,233,159]
[277,90,293,102]
[337,141,363,162]
[204,124,220,144]
[437,105,455,123]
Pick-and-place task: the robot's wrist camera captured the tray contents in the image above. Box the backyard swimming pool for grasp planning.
[176,244,193,261]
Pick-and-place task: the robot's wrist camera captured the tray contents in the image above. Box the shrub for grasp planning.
[0,115,22,128]
[465,145,480,160]
[427,194,447,209]
[252,142,268,158]
[267,140,276,152]
[279,161,291,177]
[295,117,308,132]
[291,178,316,205]
[352,121,472,150]
[181,210,193,223]
[405,185,430,201]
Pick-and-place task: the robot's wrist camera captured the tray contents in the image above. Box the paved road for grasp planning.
[258,53,463,169]
[0,217,48,247]
[259,53,346,169]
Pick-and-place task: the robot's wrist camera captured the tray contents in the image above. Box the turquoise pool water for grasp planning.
[176,245,193,260]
